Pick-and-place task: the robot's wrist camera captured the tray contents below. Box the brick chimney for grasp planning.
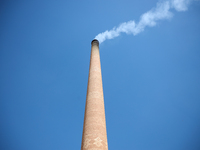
[81,39,108,150]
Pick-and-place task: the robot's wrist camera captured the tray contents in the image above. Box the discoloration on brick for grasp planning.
[83,138,91,149]
[93,137,103,147]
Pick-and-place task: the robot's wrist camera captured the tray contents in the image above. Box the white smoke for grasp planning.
[95,0,194,44]
[171,0,191,11]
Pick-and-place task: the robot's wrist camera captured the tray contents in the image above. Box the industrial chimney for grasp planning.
[81,40,108,150]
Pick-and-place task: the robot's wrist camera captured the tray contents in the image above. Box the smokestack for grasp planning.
[81,39,108,150]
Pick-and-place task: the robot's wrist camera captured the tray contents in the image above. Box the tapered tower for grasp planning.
[81,39,108,150]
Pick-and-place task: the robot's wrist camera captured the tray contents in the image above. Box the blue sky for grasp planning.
[0,0,200,150]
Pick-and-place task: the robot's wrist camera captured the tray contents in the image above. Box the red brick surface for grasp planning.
[81,42,108,150]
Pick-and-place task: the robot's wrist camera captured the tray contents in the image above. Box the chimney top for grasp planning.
[91,39,99,47]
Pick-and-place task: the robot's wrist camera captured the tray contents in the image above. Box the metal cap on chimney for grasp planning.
[91,39,99,47]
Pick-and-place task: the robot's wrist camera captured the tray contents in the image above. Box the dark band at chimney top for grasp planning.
[91,39,99,47]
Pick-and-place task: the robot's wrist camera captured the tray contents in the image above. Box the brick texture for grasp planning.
[81,40,108,150]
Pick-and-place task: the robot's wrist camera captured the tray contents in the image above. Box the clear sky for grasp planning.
[0,0,200,150]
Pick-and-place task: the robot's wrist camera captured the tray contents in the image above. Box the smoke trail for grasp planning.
[95,0,193,44]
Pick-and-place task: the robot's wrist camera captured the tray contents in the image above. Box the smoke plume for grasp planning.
[95,0,193,44]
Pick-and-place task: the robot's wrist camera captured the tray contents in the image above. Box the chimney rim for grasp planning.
[91,39,99,47]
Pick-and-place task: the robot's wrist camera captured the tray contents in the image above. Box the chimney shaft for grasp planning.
[81,40,108,150]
